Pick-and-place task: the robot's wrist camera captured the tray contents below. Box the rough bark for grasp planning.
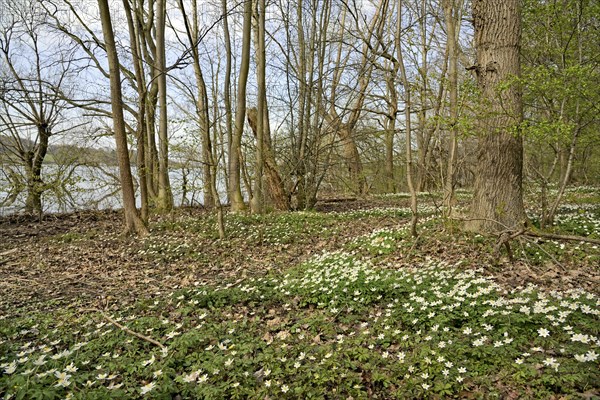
[466,0,526,233]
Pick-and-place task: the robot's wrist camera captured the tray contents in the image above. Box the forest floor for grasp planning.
[0,197,409,316]
[1,194,598,317]
[0,190,599,399]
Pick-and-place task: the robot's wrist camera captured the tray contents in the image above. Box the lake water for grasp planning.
[0,165,225,216]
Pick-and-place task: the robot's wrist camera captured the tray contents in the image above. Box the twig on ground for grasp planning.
[225,277,246,288]
[521,236,567,271]
[82,308,166,350]
[0,248,18,257]
[409,235,421,253]
[0,248,19,265]
[525,231,600,245]
[0,276,40,285]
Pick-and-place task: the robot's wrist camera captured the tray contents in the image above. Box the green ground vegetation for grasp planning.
[1,190,599,399]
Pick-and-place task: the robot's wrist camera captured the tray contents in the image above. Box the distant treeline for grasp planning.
[0,136,123,166]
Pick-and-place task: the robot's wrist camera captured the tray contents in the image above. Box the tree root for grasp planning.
[453,216,596,268]
[490,227,599,271]
[493,228,527,262]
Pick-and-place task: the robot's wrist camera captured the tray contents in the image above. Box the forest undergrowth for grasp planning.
[0,188,598,399]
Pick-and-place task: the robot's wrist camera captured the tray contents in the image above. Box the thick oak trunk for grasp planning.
[466,0,526,233]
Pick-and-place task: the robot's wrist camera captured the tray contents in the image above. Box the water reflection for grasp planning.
[0,165,227,215]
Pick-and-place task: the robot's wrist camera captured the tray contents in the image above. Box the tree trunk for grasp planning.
[138,0,160,202]
[338,124,367,194]
[201,132,215,208]
[196,2,215,210]
[250,0,266,214]
[544,128,579,226]
[383,45,399,194]
[415,0,431,193]
[98,0,148,236]
[145,81,159,200]
[228,0,252,212]
[123,0,149,223]
[155,0,173,212]
[247,108,289,211]
[398,0,418,237]
[384,115,396,193]
[443,0,458,217]
[23,125,49,217]
[136,127,149,223]
[24,152,43,217]
[222,0,233,198]
[466,0,526,233]
[295,0,308,209]
[177,0,225,237]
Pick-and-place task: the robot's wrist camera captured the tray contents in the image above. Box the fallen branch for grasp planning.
[0,248,19,265]
[450,216,600,245]
[225,277,246,289]
[523,236,567,271]
[83,308,166,350]
[525,231,600,245]
[316,197,357,204]
[409,234,421,253]
[0,248,18,257]
[0,276,41,285]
